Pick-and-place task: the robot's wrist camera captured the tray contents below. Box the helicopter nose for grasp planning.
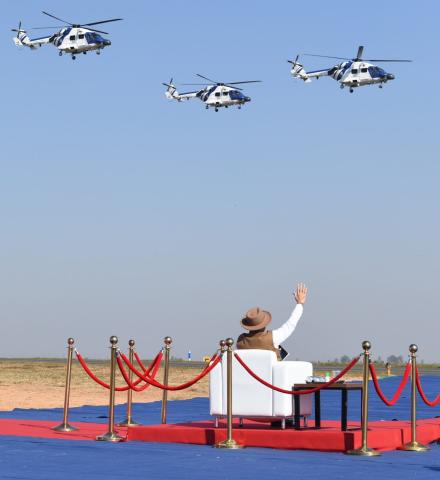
[104,39,111,46]
[387,73,395,80]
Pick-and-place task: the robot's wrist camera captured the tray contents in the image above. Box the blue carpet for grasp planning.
[0,376,440,480]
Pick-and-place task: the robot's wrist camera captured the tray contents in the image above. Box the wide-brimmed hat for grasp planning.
[241,307,272,331]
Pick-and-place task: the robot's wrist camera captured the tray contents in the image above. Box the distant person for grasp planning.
[237,283,308,360]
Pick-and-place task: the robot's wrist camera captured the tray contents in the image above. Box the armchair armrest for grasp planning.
[272,361,313,417]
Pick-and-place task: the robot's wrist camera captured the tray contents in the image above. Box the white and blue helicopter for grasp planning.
[288,46,411,92]
[12,11,122,60]
[163,74,261,111]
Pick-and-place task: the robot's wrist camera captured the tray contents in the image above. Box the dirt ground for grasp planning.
[0,359,209,411]
[0,359,364,411]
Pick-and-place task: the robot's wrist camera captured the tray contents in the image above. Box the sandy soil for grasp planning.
[0,359,209,411]
[0,359,364,411]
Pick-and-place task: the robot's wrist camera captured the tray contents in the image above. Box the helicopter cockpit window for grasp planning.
[361,68,368,73]
[85,32,105,44]
[229,90,245,101]
[222,91,228,96]
[79,34,85,39]
[368,66,387,78]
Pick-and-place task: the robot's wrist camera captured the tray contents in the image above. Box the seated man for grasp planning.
[237,283,308,360]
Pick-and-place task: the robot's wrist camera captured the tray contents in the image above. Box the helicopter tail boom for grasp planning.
[12,30,50,49]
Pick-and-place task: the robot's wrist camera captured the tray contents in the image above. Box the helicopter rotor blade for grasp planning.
[28,26,65,30]
[82,18,123,27]
[287,55,300,65]
[181,83,210,86]
[42,11,73,25]
[356,46,364,60]
[12,21,23,37]
[224,85,243,91]
[224,80,261,85]
[83,27,109,34]
[365,59,413,63]
[196,73,218,84]
[303,53,351,61]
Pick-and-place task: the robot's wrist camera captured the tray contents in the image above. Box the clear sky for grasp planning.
[1,1,439,362]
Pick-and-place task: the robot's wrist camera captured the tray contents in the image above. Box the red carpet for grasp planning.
[1,418,439,452]
[127,418,440,452]
[0,419,127,441]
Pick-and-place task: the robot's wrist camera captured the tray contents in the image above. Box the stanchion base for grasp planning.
[214,439,244,449]
[96,431,125,442]
[118,418,141,427]
[398,441,430,452]
[346,446,381,456]
[52,423,78,432]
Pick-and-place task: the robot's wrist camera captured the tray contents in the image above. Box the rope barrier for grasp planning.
[369,362,411,406]
[75,350,162,392]
[119,351,222,391]
[135,351,164,376]
[134,351,156,374]
[234,353,360,395]
[416,368,440,407]
[116,352,162,392]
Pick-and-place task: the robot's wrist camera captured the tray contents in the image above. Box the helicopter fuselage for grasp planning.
[329,61,395,88]
[51,27,111,54]
[199,85,251,108]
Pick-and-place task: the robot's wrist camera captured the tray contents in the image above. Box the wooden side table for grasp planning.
[292,383,362,431]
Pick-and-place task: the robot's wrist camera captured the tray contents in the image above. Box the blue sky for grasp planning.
[1,1,439,362]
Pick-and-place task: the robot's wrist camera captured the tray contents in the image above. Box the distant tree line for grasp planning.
[328,354,407,365]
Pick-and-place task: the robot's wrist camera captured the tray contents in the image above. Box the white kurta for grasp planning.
[271,304,304,348]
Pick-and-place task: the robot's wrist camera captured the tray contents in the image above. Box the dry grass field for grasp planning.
[0,359,366,411]
[0,359,209,411]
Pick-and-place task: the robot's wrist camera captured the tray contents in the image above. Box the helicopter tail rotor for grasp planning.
[163,78,180,100]
[288,55,311,82]
[11,21,31,47]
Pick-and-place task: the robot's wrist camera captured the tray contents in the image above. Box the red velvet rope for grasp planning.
[134,351,156,374]
[119,351,222,391]
[75,350,162,392]
[134,351,164,376]
[233,353,360,395]
[76,351,129,391]
[416,368,440,407]
[369,362,411,406]
[116,353,162,392]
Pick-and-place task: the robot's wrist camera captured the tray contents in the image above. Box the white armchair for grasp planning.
[209,349,313,429]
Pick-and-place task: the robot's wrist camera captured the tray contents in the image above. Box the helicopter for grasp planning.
[12,11,122,59]
[288,46,411,92]
[163,74,261,111]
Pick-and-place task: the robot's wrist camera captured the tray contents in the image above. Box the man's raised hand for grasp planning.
[294,283,308,305]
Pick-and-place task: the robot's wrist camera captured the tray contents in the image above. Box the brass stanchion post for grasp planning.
[215,338,243,449]
[118,339,140,427]
[96,336,124,442]
[161,336,172,424]
[53,337,78,432]
[347,340,380,456]
[399,344,429,452]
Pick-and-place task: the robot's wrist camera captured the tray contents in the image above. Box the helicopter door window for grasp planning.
[69,35,76,41]
[351,68,358,75]
[215,92,221,97]
[79,34,85,39]
[222,91,228,96]
[361,68,368,73]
